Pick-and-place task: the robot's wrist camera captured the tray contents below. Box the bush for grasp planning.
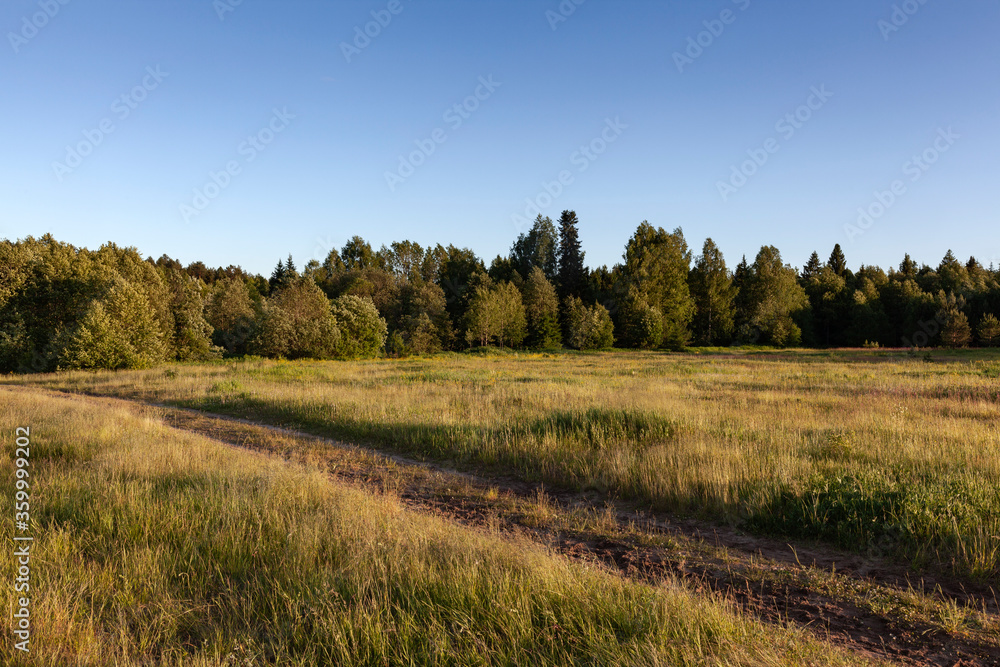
[564,297,615,350]
[55,279,167,370]
[616,288,662,349]
[250,278,340,359]
[331,295,387,359]
[165,271,219,361]
[206,277,257,355]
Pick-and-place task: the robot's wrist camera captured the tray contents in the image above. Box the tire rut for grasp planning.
[20,387,1000,667]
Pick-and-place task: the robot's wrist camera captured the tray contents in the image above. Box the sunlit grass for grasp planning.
[7,348,1000,581]
[0,388,873,666]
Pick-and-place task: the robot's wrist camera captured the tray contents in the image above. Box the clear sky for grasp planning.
[2,0,998,276]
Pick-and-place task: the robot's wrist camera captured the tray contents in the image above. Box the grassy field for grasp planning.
[9,348,999,584]
[0,386,877,666]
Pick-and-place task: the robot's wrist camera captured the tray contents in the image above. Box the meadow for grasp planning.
[0,383,873,666]
[8,348,999,584]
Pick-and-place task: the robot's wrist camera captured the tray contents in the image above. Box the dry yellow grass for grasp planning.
[6,348,1000,580]
[0,387,878,666]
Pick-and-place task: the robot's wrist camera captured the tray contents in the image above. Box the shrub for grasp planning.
[332,294,387,359]
[206,277,257,355]
[251,278,340,359]
[564,297,615,350]
[616,287,663,349]
[55,279,167,370]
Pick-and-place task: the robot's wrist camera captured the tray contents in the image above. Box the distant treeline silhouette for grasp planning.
[2,213,998,371]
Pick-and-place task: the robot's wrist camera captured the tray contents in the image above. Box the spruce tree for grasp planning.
[268,259,286,291]
[731,256,753,341]
[802,252,822,281]
[828,244,847,276]
[899,254,917,277]
[556,210,586,301]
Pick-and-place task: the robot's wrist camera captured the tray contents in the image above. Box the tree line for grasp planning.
[2,213,998,371]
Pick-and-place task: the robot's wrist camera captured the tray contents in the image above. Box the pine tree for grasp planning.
[802,252,822,281]
[941,311,972,348]
[556,210,586,302]
[937,250,970,295]
[731,256,753,341]
[899,254,917,277]
[977,313,1000,347]
[268,259,286,291]
[828,244,847,276]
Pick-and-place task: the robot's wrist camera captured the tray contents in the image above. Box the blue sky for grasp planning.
[2,0,997,276]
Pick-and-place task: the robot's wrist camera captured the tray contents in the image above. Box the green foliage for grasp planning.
[750,469,1000,578]
[331,294,388,358]
[616,286,664,349]
[827,243,847,277]
[3,229,1000,371]
[738,246,808,347]
[268,255,299,292]
[0,236,173,372]
[556,210,586,302]
[619,223,693,349]
[251,278,341,359]
[976,313,1000,347]
[564,296,615,350]
[941,310,972,348]
[511,214,558,282]
[206,277,257,355]
[803,266,847,346]
[55,278,166,370]
[689,238,735,345]
[435,244,485,331]
[465,279,527,348]
[522,266,561,349]
[396,281,451,354]
[164,269,219,361]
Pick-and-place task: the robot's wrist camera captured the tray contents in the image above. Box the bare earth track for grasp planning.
[25,387,1000,667]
